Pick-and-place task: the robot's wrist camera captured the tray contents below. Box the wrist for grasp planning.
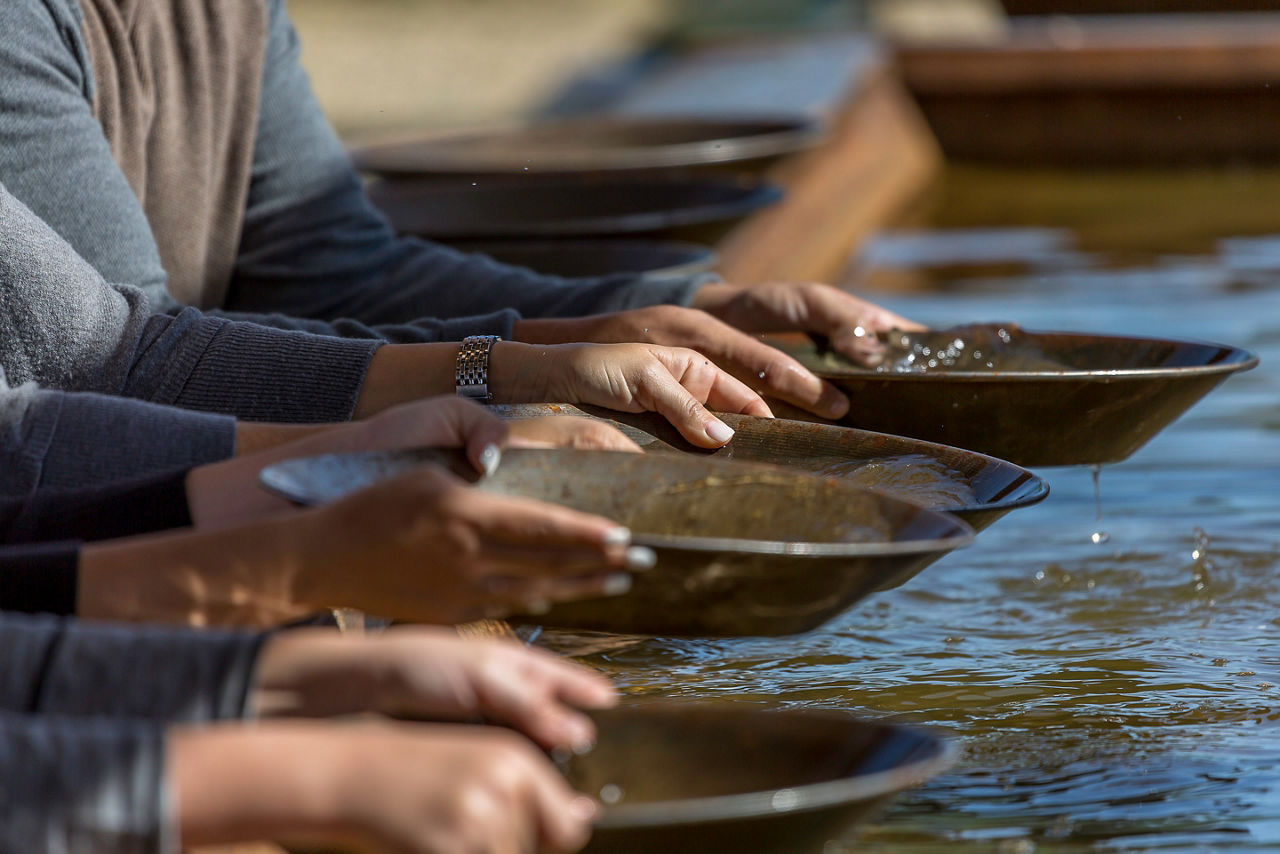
[169,722,357,848]
[252,631,396,719]
[487,340,559,403]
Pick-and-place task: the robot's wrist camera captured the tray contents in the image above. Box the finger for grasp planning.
[697,366,774,420]
[517,753,597,854]
[830,324,889,367]
[639,372,739,448]
[480,571,636,618]
[467,492,634,558]
[473,657,610,751]
[508,416,643,453]
[534,653,618,711]
[726,337,850,419]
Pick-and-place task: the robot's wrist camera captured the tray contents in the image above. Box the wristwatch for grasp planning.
[455,335,501,402]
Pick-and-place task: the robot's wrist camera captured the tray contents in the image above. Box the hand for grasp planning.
[508,414,643,453]
[252,627,617,751]
[493,341,771,449]
[190,397,512,529]
[294,465,649,623]
[691,281,923,366]
[516,306,850,419]
[171,720,595,854]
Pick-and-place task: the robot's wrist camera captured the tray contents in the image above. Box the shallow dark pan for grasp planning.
[769,326,1259,467]
[365,176,782,243]
[573,704,952,854]
[453,239,717,279]
[349,115,823,180]
[494,404,1048,532]
[260,449,972,637]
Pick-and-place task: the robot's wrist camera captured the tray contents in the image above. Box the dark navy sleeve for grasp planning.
[220,0,705,342]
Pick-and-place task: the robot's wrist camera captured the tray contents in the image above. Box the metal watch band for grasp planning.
[455,335,501,402]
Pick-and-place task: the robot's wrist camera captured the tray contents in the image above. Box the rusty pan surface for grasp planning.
[365,176,781,243]
[571,704,952,854]
[495,404,1048,532]
[769,324,1259,467]
[260,449,972,637]
[348,115,823,180]
[451,239,716,279]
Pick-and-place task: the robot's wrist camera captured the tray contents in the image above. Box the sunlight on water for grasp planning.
[581,167,1280,852]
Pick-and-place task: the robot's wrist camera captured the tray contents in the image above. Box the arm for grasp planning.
[171,720,595,854]
[0,178,381,422]
[0,713,171,854]
[0,382,234,496]
[0,611,262,722]
[220,0,706,340]
[0,0,171,305]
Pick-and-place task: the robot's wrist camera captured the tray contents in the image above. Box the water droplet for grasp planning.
[953,338,965,350]
[600,784,624,804]
[1091,531,1110,545]
[997,327,1013,343]
[758,371,766,380]
[1191,527,1210,561]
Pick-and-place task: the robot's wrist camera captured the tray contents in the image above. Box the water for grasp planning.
[583,167,1280,851]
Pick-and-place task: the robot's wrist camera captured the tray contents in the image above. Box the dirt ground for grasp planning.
[289,0,672,139]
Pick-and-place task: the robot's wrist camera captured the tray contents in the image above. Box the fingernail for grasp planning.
[603,527,632,547]
[569,796,599,821]
[479,444,501,477]
[625,546,656,571]
[705,420,735,445]
[565,720,596,753]
[524,599,551,615]
[602,573,633,596]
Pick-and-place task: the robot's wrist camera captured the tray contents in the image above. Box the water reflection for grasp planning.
[583,168,1280,851]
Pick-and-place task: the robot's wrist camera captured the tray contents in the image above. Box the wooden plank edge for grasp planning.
[714,67,943,286]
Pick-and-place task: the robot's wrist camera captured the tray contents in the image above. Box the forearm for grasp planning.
[234,421,336,456]
[352,341,559,418]
[169,721,360,850]
[77,516,314,627]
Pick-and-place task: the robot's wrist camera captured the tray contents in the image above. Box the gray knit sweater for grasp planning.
[0,612,266,854]
[0,182,381,423]
[0,0,706,347]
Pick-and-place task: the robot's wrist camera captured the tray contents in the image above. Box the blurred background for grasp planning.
[291,0,1006,137]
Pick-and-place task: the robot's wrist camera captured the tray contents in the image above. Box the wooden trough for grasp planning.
[897,12,1280,165]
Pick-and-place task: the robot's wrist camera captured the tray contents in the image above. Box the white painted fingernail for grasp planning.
[479,444,501,477]
[705,420,735,444]
[625,546,656,571]
[602,573,633,596]
[603,527,632,547]
[523,599,551,615]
